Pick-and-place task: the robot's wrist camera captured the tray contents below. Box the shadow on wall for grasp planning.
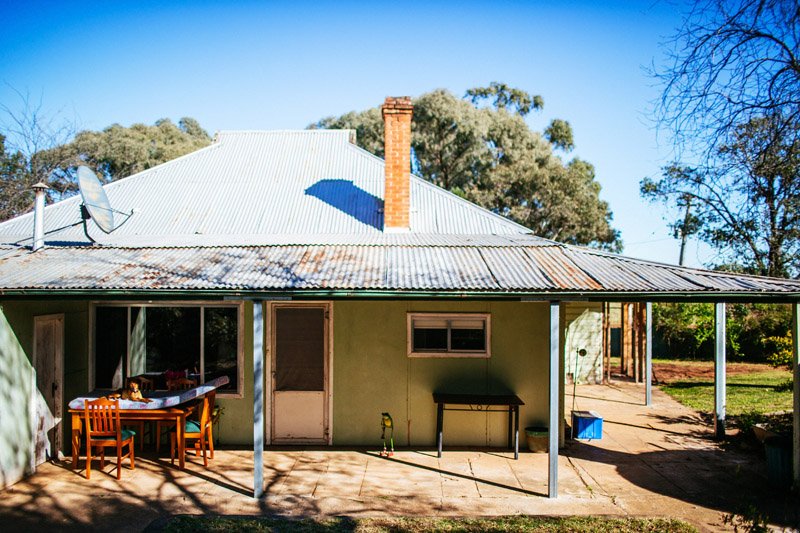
[305,179,384,230]
[433,372,515,396]
[0,309,34,488]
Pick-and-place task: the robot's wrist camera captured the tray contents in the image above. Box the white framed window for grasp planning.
[407,313,491,358]
[90,301,244,397]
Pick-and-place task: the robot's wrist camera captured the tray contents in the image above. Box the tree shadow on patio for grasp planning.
[564,440,800,529]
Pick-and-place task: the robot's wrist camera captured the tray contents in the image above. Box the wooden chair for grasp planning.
[171,390,215,467]
[84,397,135,479]
[155,377,197,451]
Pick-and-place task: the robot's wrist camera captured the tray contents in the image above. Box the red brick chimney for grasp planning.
[381,96,413,232]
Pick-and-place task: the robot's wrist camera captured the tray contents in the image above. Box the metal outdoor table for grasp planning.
[433,392,524,459]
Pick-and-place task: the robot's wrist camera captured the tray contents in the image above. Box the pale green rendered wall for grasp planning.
[332,300,553,446]
[214,301,254,445]
[0,301,89,487]
[0,298,560,458]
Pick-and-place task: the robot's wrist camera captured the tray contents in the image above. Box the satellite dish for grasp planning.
[76,165,134,242]
[78,166,115,233]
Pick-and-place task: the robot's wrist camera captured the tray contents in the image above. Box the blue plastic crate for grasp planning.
[571,410,603,440]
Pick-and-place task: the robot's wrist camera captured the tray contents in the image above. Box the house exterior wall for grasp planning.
[331,300,554,446]
[212,301,254,445]
[0,301,88,488]
[562,302,604,384]
[0,298,561,469]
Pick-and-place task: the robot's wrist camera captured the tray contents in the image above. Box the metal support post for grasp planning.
[253,301,265,498]
[645,302,652,406]
[792,302,799,488]
[714,302,726,440]
[548,301,560,499]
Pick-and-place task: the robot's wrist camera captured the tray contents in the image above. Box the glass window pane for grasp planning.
[204,307,238,391]
[95,306,127,389]
[143,307,200,379]
[413,327,448,351]
[450,326,486,351]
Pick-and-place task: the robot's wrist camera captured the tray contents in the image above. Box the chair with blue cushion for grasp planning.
[84,397,135,479]
[155,377,197,452]
[171,390,215,467]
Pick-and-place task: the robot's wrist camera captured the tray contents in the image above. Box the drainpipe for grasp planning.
[32,182,49,251]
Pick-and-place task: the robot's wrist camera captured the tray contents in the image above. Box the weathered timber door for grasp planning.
[33,314,64,464]
[270,303,330,444]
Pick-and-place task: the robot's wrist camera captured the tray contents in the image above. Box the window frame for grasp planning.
[89,301,245,398]
[407,312,491,358]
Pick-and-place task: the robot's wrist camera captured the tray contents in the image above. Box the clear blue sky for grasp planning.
[0,0,714,267]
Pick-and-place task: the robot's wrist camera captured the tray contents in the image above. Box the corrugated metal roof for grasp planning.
[1,241,799,296]
[0,130,529,246]
[0,129,798,298]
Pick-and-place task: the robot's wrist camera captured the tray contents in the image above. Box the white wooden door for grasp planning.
[33,314,64,464]
[270,303,330,444]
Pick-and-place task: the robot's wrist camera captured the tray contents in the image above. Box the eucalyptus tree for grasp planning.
[311,86,619,250]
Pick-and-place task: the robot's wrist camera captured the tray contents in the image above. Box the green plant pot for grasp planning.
[525,426,548,453]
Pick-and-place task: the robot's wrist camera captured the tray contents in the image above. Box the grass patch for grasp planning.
[660,369,792,418]
[159,515,697,533]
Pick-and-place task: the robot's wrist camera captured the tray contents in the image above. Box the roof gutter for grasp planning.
[1,288,799,303]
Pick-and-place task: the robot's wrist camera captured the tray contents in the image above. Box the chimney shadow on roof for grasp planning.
[305,179,383,230]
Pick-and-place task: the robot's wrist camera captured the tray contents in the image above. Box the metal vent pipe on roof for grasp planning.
[32,182,48,251]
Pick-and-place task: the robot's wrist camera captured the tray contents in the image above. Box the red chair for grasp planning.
[84,397,135,479]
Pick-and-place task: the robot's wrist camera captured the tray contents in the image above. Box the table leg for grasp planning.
[507,405,513,449]
[514,405,520,460]
[71,413,81,469]
[178,412,186,469]
[436,402,444,459]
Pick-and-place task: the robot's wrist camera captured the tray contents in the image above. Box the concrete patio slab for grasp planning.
[1,381,798,532]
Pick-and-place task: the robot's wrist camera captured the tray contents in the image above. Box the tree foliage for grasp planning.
[656,0,800,159]
[55,117,212,183]
[310,87,620,250]
[0,99,211,223]
[0,89,79,219]
[465,82,543,117]
[642,114,800,277]
[0,134,32,221]
[654,302,792,361]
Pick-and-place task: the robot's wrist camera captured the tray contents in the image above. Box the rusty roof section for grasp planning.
[0,237,799,298]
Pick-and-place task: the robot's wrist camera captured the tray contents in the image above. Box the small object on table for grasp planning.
[433,392,524,459]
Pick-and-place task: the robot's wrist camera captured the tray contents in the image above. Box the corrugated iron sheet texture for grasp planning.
[2,242,800,294]
[0,130,528,246]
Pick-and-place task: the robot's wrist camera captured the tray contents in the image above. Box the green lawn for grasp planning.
[160,516,697,533]
[659,368,792,419]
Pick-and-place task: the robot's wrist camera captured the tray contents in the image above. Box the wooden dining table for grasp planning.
[69,404,195,470]
[68,376,229,472]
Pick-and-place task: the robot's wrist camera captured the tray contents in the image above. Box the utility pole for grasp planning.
[678,196,692,266]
